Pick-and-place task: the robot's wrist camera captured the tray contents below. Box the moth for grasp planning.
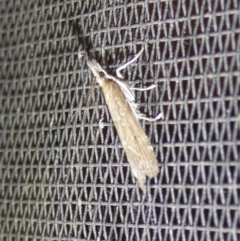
[87,49,162,194]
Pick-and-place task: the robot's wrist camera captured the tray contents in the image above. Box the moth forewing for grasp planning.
[101,79,159,194]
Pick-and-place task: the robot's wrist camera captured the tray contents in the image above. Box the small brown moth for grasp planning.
[87,49,162,194]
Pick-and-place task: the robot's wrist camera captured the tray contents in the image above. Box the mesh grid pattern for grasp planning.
[1,0,240,240]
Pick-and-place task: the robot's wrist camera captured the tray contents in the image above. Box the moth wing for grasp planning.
[101,80,159,193]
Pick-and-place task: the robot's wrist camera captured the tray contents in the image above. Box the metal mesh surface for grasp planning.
[1,0,240,240]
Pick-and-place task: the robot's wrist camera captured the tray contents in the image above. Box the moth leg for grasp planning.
[116,48,144,78]
[138,112,163,122]
[130,84,156,91]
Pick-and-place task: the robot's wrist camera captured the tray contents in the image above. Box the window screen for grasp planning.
[1,0,239,240]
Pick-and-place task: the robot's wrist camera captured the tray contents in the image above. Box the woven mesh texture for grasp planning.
[1,0,240,240]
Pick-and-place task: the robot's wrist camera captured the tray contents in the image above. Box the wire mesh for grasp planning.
[0,0,240,241]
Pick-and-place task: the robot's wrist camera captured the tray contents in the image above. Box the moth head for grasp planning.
[87,59,106,86]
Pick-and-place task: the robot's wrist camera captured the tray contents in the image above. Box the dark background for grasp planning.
[1,0,239,240]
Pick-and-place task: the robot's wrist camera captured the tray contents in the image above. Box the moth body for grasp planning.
[87,50,162,194]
